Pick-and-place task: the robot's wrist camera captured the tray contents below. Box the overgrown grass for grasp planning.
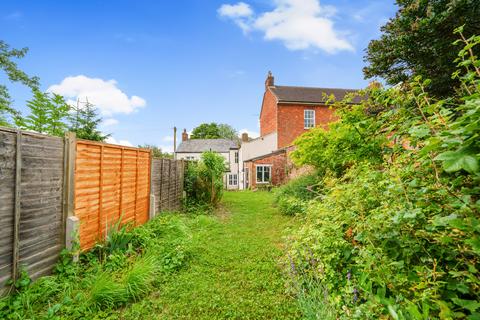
[0,192,300,319]
[0,214,192,319]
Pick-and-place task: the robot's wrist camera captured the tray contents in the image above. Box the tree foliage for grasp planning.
[363,0,480,97]
[16,91,70,136]
[138,144,173,159]
[184,151,225,207]
[0,40,39,126]
[190,122,238,141]
[69,100,109,141]
[281,30,480,319]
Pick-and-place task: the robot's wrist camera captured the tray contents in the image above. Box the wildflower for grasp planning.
[347,270,351,281]
[353,288,358,303]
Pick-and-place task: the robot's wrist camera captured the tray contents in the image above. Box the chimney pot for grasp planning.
[265,71,274,90]
[182,129,189,141]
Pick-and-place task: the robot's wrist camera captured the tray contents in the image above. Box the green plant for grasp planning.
[277,196,309,216]
[282,30,480,319]
[0,40,39,126]
[184,151,225,207]
[364,0,480,97]
[68,99,109,141]
[15,90,70,136]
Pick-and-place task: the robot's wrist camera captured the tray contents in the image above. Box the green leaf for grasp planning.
[435,150,479,174]
[452,298,480,313]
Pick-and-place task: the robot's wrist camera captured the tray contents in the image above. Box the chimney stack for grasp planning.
[265,71,274,90]
[241,132,249,143]
[182,129,189,141]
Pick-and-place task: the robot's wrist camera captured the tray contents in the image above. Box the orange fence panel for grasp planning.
[74,140,151,250]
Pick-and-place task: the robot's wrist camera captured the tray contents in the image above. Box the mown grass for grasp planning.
[1,191,300,319]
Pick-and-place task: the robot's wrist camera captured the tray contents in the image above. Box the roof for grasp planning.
[244,148,287,162]
[176,139,238,153]
[269,85,362,104]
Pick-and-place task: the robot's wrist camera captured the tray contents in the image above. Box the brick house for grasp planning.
[242,72,360,189]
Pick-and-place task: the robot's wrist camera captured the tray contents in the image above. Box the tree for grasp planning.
[0,40,39,126]
[16,91,70,136]
[190,122,238,140]
[363,0,480,97]
[217,123,239,141]
[138,144,173,159]
[69,99,109,141]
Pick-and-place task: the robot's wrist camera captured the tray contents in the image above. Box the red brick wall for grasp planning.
[259,89,278,136]
[245,151,287,189]
[277,104,336,148]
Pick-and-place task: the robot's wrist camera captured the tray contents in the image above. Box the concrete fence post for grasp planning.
[66,216,80,262]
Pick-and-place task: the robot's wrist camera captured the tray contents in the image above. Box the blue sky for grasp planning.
[2,0,397,151]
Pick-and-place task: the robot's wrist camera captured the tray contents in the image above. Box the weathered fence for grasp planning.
[74,140,151,250]
[0,128,64,289]
[152,158,185,213]
[0,127,185,290]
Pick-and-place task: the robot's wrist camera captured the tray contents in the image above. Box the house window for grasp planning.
[234,151,239,164]
[186,156,195,160]
[256,165,271,183]
[228,174,238,186]
[304,109,315,129]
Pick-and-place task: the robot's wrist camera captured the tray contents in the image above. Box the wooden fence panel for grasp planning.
[0,130,16,288]
[0,128,64,288]
[151,158,184,213]
[74,140,151,250]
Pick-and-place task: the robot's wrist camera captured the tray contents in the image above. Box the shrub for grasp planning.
[184,151,225,207]
[275,173,322,202]
[284,30,480,319]
[276,196,309,216]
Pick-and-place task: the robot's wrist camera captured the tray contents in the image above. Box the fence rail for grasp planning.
[0,127,184,291]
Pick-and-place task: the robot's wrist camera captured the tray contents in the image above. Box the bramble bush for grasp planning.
[281,28,480,319]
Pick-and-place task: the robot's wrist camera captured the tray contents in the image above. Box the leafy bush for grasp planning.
[275,173,322,201]
[184,151,225,207]
[277,196,309,216]
[282,30,480,319]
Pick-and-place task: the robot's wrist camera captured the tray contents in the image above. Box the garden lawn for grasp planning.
[121,191,300,319]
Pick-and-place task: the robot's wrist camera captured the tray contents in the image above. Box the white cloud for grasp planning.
[218,2,253,18]
[48,75,146,116]
[102,118,119,126]
[239,128,259,138]
[105,137,133,147]
[218,2,254,33]
[163,135,174,142]
[218,0,353,53]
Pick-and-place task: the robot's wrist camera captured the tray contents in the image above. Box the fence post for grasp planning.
[149,152,155,220]
[63,132,77,256]
[12,131,22,282]
[159,159,164,213]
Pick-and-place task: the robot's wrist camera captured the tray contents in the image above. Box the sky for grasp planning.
[1,0,397,152]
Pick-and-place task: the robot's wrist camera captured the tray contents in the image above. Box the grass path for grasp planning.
[122,191,300,319]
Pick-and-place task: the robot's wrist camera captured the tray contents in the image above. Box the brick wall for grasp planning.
[259,89,278,136]
[277,104,336,148]
[245,150,288,189]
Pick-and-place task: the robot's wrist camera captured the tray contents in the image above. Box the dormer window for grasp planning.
[304,109,315,129]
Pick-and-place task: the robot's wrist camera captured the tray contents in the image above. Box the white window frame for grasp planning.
[234,151,239,164]
[228,173,238,186]
[256,165,272,184]
[304,109,315,129]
